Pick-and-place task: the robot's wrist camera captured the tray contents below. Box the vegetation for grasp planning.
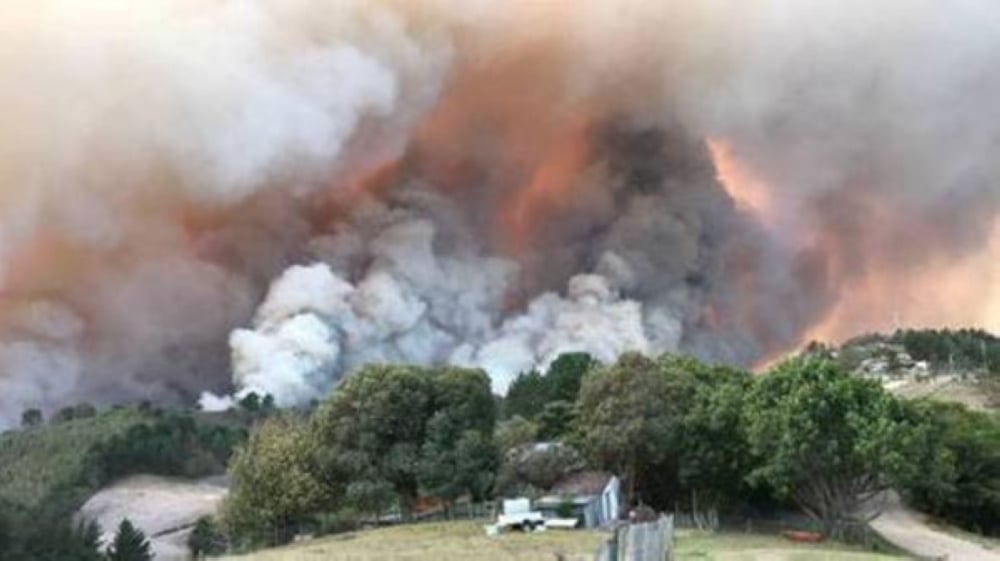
[576,353,757,509]
[0,503,106,561]
[0,404,249,558]
[224,364,500,547]
[503,352,595,426]
[899,401,1000,535]
[107,518,152,561]
[832,328,999,386]
[576,352,674,503]
[889,328,999,373]
[224,415,330,546]
[743,358,929,538]
[0,407,148,508]
[189,516,228,557]
[5,334,999,556]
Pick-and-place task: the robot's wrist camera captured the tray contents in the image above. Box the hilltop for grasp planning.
[808,328,999,410]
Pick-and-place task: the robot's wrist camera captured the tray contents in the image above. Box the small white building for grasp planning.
[534,472,622,529]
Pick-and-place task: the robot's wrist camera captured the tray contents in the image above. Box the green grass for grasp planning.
[0,408,148,508]
[675,530,904,561]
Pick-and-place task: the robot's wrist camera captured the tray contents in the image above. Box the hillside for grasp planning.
[0,407,147,508]
[809,328,999,410]
[0,406,248,511]
[80,475,228,561]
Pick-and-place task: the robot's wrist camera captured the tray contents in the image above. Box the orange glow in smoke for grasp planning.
[503,118,593,256]
[709,138,998,367]
[804,218,1000,344]
[707,139,775,221]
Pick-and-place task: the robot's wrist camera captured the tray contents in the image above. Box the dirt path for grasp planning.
[870,493,999,560]
[79,474,228,561]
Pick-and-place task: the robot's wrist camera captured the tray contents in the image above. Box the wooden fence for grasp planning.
[595,515,674,561]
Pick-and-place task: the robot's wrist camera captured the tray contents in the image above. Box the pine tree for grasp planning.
[107,518,153,561]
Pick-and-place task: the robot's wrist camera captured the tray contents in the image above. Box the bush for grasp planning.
[900,402,1000,536]
[20,409,42,428]
[188,516,227,557]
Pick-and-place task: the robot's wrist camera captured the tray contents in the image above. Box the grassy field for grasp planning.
[0,407,147,507]
[887,376,994,411]
[220,522,608,561]
[219,522,904,561]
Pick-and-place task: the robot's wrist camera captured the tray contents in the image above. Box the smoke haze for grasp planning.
[0,0,996,420]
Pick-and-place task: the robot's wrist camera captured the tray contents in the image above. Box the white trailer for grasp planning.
[495,498,546,532]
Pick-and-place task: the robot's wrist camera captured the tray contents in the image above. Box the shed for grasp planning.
[534,471,622,528]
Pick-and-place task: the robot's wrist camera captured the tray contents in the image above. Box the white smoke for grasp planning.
[216,262,653,406]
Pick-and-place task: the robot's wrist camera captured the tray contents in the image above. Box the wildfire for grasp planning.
[707,139,775,222]
[503,118,594,256]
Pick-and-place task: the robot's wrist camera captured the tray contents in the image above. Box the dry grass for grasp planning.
[220,523,908,561]
[887,377,993,411]
[219,521,609,561]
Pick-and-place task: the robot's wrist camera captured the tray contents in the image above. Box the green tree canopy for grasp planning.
[900,401,1000,536]
[504,370,549,419]
[504,352,597,421]
[223,415,329,546]
[744,357,928,537]
[678,365,757,508]
[575,352,674,503]
[418,367,499,503]
[495,416,540,454]
[546,352,597,403]
[312,364,435,514]
[188,516,227,557]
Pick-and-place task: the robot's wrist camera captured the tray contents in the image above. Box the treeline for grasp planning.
[95,410,247,480]
[223,365,499,546]
[839,328,1000,373]
[220,352,1000,550]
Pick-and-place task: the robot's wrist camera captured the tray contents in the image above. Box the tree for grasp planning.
[678,367,758,509]
[537,400,576,440]
[420,422,499,504]
[20,408,43,428]
[495,416,539,454]
[223,415,329,546]
[53,406,77,424]
[107,518,152,561]
[503,353,597,421]
[900,402,1000,536]
[575,353,674,504]
[413,366,499,505]
[188,516,227,557]
[545,352,597,403]
[504,370,549,419]
[743,357,926,538]
[312,364,435,515]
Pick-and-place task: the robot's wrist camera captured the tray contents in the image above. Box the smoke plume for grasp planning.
[0,0,996,421]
